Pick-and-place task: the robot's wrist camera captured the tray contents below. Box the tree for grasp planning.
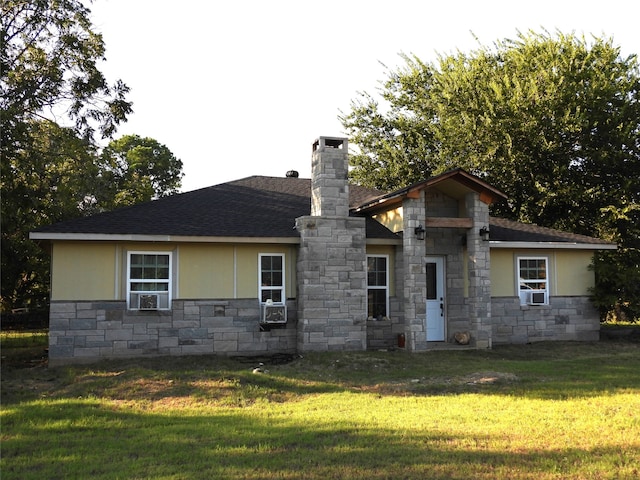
[1,0,132,147]
[1,0,132,311]
[341,30,640,320]
[1,121,100,310]
[97,135,184,210]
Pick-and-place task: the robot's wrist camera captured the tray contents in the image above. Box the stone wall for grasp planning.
[295,216,367,351]
[491,296,600,344]
[48,299,297,365]
[366,293,404,350]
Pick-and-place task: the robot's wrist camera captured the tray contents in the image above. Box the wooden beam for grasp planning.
[424,217,473,228]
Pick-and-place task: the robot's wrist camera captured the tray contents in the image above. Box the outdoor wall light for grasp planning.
[414,225,426,240]
[479,226,490,241]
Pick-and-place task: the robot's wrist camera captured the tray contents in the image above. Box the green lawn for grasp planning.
[2,332,639,479]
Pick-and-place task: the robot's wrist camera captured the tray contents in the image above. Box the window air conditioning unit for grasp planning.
[262,302,287,324]
[527,291,546,305]
[138,294,159,310]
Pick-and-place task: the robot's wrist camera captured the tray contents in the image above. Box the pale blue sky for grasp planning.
[89,0,640,192]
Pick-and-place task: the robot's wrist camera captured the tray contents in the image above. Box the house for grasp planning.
[31,136,616,364]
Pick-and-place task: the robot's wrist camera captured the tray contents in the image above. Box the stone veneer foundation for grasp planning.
[491,295,600,344]
[48,299,297,365]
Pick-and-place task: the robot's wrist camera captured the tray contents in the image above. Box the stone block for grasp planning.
[50,318,70,330]
[106,310,124,322]
[159,328,179,337]
[179,328,208,339]
[97,320,123,330]
[214,340,238,352]
[105,329,133,341]
[86,340,112,348]
[496,325,513,334]
[183,304,200,315]
[133,324,148,335]
[129,340,158,350]
[77,309,97,319]
[159,337,179,348]
[173,320,200,329]
[74,347,101,357]
[180,344,214,355]
[50,303,77,313]
[70,318,97,330]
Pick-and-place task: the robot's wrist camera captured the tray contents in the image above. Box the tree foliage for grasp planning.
[341,30,640,320]
[1,121,99,310]
[0,1,182,311]
[1,0,132,148]
[97,135,184,210]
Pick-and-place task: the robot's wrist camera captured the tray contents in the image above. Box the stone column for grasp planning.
[402,191,427,351]
[465,192,492,348]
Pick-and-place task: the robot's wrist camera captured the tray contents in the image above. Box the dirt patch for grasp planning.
[462,371,519,385]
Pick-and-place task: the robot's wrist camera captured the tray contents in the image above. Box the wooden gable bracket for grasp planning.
[479,191,496,205]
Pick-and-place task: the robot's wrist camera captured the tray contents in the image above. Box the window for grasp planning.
[259,254,285,303]
[517,257,548,305]
[127,252,172,310]
[367,255,389,319]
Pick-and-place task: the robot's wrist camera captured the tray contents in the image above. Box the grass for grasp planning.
[1,331,639,479]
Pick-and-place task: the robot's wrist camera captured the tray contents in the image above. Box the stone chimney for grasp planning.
[311,136,349,217]
[295,136,367,352]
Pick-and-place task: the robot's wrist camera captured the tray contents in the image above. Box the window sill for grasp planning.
[519,304,550,310]
[127,309,172,315]
[367,317,392,324]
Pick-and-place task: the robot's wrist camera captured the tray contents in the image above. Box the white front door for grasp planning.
[426,257,445,341]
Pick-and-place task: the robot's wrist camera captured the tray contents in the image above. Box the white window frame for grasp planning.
[367,254,390,319]
[516,256,549,306]
[258,253,285,304]
[127,251,172,310]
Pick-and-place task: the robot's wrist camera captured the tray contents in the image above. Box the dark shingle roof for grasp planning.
[489,217,613,245]
[32,175,613,247]
[33,176,397,240]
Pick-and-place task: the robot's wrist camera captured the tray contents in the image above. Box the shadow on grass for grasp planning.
[2,399,638,480]
[2,341,639,406]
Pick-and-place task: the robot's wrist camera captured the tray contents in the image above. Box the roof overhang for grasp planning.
[489,241,617,250]
[29,232,301,244]
[29,232,403,246]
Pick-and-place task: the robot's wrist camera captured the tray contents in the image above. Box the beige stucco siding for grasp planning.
[51,242,117,300]
[50,241,298,302]
[490,249,515,297]
[490,248,595,297]
[178,244,235,298]
[373,207,403,233]
[554,250,595,295]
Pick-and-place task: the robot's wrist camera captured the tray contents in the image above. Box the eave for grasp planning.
[29,232,301,244]
[489,241,617,250]
[29,232,403,246]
